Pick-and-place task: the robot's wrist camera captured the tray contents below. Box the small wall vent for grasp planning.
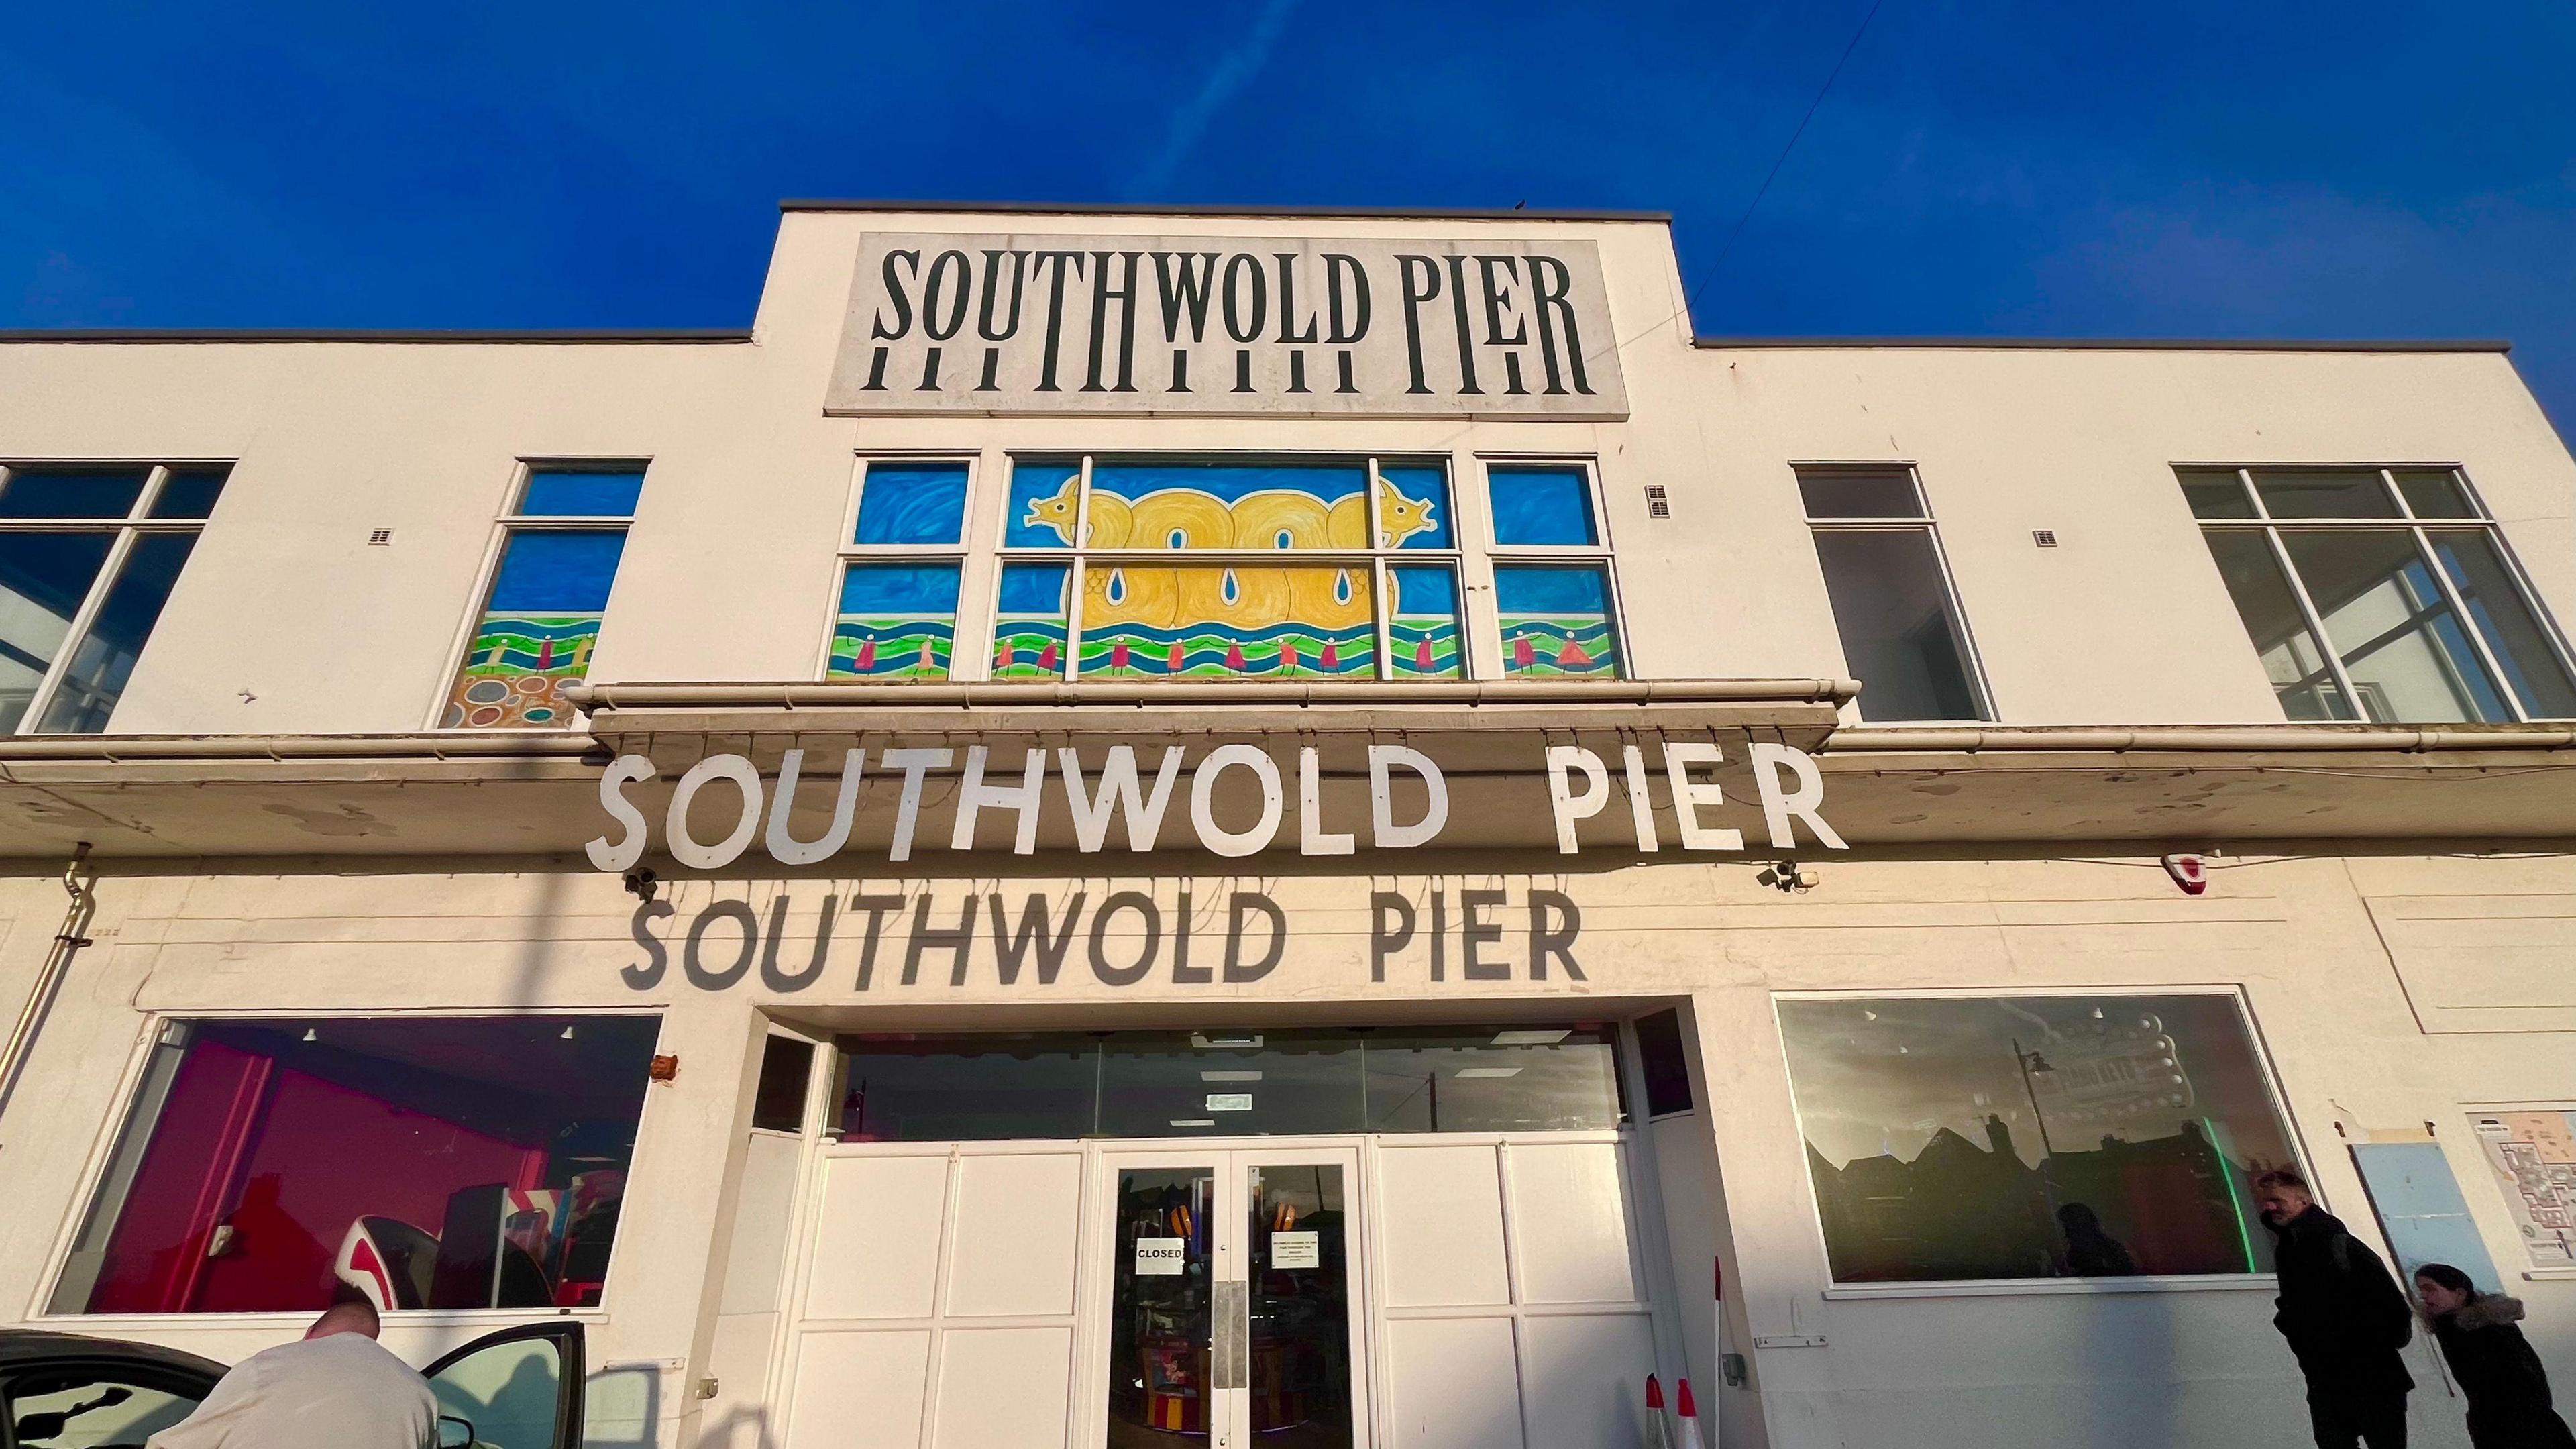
[368,528,394,546]
[1644,484,1671,519]
[2031,529,2058,548]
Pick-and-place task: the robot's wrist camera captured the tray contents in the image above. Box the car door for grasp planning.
[419,1320,585,1449]
[0,1345,220,1449]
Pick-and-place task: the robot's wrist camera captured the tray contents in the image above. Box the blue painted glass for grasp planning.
[487,530,629,612]
[1487,466,1598,546]
[1389,564,1463,679]
[521,469,644,517]
[1495,564,1621,678]
[0,468,150,519]
[833,562,963,680]
[1378,464,1452,549]
[855,463,969,545]
[1006,460,1083,549]
[994,563,1071,679]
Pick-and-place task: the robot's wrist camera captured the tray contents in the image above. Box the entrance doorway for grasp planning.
[1099,1145,1367,1449]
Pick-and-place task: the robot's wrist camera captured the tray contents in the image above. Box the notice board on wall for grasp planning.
[2469,1108,2576,1269]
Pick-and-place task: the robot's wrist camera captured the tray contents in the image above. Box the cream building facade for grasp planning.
[0,202,2569,1449]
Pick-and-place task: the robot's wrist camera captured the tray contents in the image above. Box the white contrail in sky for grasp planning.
[1132,0,1301,196]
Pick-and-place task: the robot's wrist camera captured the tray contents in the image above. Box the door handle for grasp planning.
[1212,1279,1248,1389]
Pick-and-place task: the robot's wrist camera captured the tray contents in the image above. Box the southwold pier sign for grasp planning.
[585,739,1843,873]
[826,233,1629,419]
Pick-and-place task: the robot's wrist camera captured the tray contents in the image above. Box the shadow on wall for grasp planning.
[693,1403,773,1449]
[584,1361,662,1448]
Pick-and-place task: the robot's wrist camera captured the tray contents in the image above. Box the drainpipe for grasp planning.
[0,843,97,1124]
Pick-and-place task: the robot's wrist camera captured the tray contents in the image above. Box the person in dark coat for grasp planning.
[2256,1169,2416,1449]
[2413,1262,2576,1449]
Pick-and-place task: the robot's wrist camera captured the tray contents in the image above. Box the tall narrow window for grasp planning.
[1483,459,1624,678]
[991,455,1462,680]
[828,458,973,680]
[2182,466,2576,723]
[1797,466,1989,722]
[443,464,641,729]
[0,462,225,734]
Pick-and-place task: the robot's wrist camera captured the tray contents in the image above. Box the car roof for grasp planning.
[0,1328,227,1377]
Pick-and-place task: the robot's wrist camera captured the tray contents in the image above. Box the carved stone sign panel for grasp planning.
[826,233,1630,419]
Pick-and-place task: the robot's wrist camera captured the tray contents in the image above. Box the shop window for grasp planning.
[992,455,1463,680]
[1777,994,2301,1285]
[1483,460,1624,678]
[832,1025,1623,1140]
[1796,466,1989,722]
[2184,465,2576,722]
[828,458,973,679]
[442,464,642,729]
[48,1015,660,1316]
[0,462,226,734]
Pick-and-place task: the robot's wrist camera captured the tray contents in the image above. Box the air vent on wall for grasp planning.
[1644,484,1671,519]
[368,528,394,546]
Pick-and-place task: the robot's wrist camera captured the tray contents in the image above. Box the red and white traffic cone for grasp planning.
[1644,1375,1675,1449]
[1674,1377,1706,1449]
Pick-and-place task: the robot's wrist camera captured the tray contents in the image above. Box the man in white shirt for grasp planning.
[148,1298,438,1449]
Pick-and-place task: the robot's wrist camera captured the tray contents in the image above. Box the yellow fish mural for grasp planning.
[1019,474,1438,633]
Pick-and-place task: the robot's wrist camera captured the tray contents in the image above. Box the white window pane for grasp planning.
[2199,531,2355,721]
[2279,529,2511,723]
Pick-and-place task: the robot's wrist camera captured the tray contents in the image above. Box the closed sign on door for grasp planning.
[1135,1236,1186,1275]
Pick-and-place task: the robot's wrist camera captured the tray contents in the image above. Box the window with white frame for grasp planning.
[1796,466,1990,722]
[1481,457,1625,678]
[986,454,1466,680]
[827,457,973,679]
[441,464,642,729]
[2182,465,2576,723]
[0,461,227,734]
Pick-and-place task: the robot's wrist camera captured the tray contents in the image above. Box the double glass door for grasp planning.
[1100,1146,1366,1449]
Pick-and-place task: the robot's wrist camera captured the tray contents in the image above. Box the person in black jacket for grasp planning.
[2256,1169,2416,1448]
[2412,1262,2576,1449]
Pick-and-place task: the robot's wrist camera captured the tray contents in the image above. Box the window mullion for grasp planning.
[1066,455,1093,681]
[1371,557,1395,680]
[25,527,142,734]
[2263,526,2365,722]
[2412,524,2525,722]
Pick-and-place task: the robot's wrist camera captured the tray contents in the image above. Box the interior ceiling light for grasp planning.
[1169,1118,1216,1128]
[1201,1070,1263,1083]
[1191,1032,1264,1051]
[1491,1029,1571,1047]
[1456,1067,1525,1079]
[301,1028,318,1042]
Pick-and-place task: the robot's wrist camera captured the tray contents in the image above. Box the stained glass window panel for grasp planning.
[1388,565,1463,680]
[855,463,969,545]
[830,562,962,680]
[1006,460,1083,549]
[1487,466,1599,546]
[444,529,626,729]
[1376,464,1453,549]
[1080,564,1375,678]
[1495,564,1621,678]
[994,563,1071,680]
[1085,461,1371,550]
[519,470,644,517]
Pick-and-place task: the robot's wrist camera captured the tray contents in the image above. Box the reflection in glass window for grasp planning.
[50,1016,660,1314]
[1778,994,2299,1283]
[833,1025,1625,1140]
[0,462,225,735]
[1809,531,1984,721]
[2185,466,2576,722]
[994,455,1465,681]
[829,562,961,679]
[1495,564,1621,678]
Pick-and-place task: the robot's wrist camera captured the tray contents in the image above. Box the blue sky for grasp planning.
[8,2,2575,435]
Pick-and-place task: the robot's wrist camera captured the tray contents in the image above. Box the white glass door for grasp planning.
[1098,1145,1366,1449]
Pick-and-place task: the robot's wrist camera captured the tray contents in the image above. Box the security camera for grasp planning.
[1758,861,1820,894]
